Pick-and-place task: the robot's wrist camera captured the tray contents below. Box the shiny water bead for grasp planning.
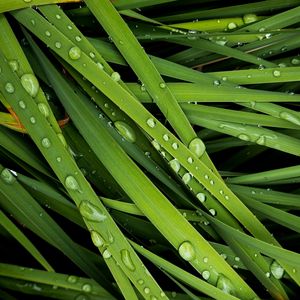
[38,103,50,118]
[169,159,180,173]
[55,42,62,49]
[67,275,78,283]
[65,175,80,191]
[75,36,82,42]
[121,249,136,271]
[159,82,166,88]
[21,74,39,97]
[196,193,206,203]
[114,121,136,143]
[67,25,73,30]
[163,134,169,141]
[209,209,216,216]
[5,82,15,94]
[188,138,205,157]
[202,270,210,280]
[270,261,284,279]
[227,22,237,30]
[29,116,36,124]
[57,133,67,147]
[151,140,161,151]
[291,58,300,65]
[217,275,235,295]
[1,168,16,184]
[45,31,51,37]
[102,249,111,259]
[182,173,191,184]
[9,60,19,72]
[256,135,266,145]
[111,72,121,82]
[137,279,144,285]
[41,138,51,148]
[171,142,178,150]
[146,118,156,128]
[243,14,258,24]
[79,200,107,222]
[187,157,193,164]
[273,70,281,77]
[238,134,250,141]
[144,287,150,294]
[178,241,196,261]
[91,231,105,248]
[18,101,26,109]
[279,112,300,126]
[69,46,81,60]
[82,284,91,292]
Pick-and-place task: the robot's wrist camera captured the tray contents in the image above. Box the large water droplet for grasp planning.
[91,230,105,248]
[217,274,235,295]
[69,46,81,60]
[196,193,206,203]
[79,200,107,222]
[65,175,80,191]
[243,14,258,24]
[202,270,210,280]
[38,103,50,118]
[270,261,284,279]
[5,82,15,94]
[189,138,205,158]
[178,241,196,261]
[82,283,91,292]
[169,159,180,173]
[21,74,39,97]
[209,208,216,216]
[121,249,136,271]
[114,121,136,143]
[41,138,51,148]
[102,249,111,259]
[182,173,191,184]
[163,134,169,141]
[1,168,16,184]
[67,275,78,284]
[111,72,121,82]
[146,118,156,128]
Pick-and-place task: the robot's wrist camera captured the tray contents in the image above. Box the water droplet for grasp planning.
[81,283,91,292]
[160,291,166,297]
[273,70,281,77]
[140,84,146,91]
[182,173,191,184]
[163,134,169,141]
[67,275,78,284]
[234,256,240,262]
[79,200,107,222]
[196,193,206,203]
[9,60,19,72]
[172,142,178,150]
[97,62,104,69]
[256,135,266,145]
[159,82,166,88]
[210,180,214,185]
[21,74,39,97]
[171,291,177,298]
[56,157,62,162]
[67,25,73,30]
[151,139,160,150]
[111,72,121,82]
[213,80,221,85]
[121,249,136,271]
[1,168,15,184]
[146,118,156,128]
[187,157,193,164]
[69,46,81,60]
[29,116,36,124]
[217,274,235,295]
[259,27,266,32]
[144,287,150,294]
[238,134,250,141]
[270,261,284,279]
[18,101,26,109]
[228,22,237,30]
[65,175,80,191]
[169,159,180,173]
[55,42,62,49]
[266,272,271,277]
[23,0,32,2]
[203,257,208,263]
[291,58,300,65]
[38,103,50,118]
[202,270,210,280]
[209,208,216,216]
[5,82,15,94]
[75,294,90,300]
[138,279,144,285]
[91,231,105,248]
[243,14,258,24]
[102,249,111,259]
[220,253,227,260]
[75,35,82,42]
[279,112,300,126]
[41,138,51,148]
[188,138,205,157]
[114,121,136,143]
[178,241,196,261]
[45,31,51,37]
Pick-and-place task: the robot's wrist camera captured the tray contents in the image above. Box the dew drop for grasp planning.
[65,175,80,191]
[9,60,19,72]
[75,294,89,300]
[5,82,15,94]
[144,287,150,294]
[182,173,191,184]
[256,135,266,145]
[79,200,107,222]
[55,14,61,20]
[38,103,50,118]
[67,275,78,284]
[196,193,206,203]
[75,36,82,42]
[45,31,51,37]
[202,270,210,280]
[57,133,67,147]
[81,283,91,292]
[217,274,235,295]
[18,101,26,109]
[169,159,180,173]
[55,42,62,49]
[209,208,216,216]
[29,116,36,124]
[162,134,169,141]
[97,62,104,69]
[111,72,121,82]
[1,168,15,184]
[187,157,193,164]
[91,230,105,248]
[121,249,136,271]
[228,22,237,30]
[243,14,258,24]
[188,138,205,158]
[138,279,144,285]
[279,111,300,126]
[273,70,281,77]
[238,134,250,141]
[56,157,62,162]
[270,261,284,279]
[203,257,208,263]
[146,118,156,128]
[102,249,111,259]
[114,121,136,143]
[159,82,166,88]
[172,142,178,150]
[69,46,81,60]
[21,74,39,97]
[160,291,166,297]
[41,138,51,148]
[220,253,227,260]
[67,25,73,30]
[266,272,271,278]
[291,58,300,65]
[178,241,196,261]
[23,0,32,2]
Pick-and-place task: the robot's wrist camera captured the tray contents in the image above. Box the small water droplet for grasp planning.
[1,168,15,184]
[220,253,227,260]
[67,275,78,284]
[178,241,196,261]
[203,257,208,263]
[97,62,104,69]
[243,14,258,24]
[270,261,284,279]
[146,118,156,128]
[266,272,271,278]
[18,101,26,109]
[151,139,160,150]
[111,72,121,82]
[291,58,300,65]
[228,22,237,30]
[144,287,150,294]
[209,208,216,216]
[182,173,191,184]
[163,134,169,141]
[23,0,32,2]
[196,193,206,203]
[9,60,19,72]
[121,249,136,271]
[29,116,36,124]
[169,159,180,173]
[273,70,281,77]
[189,138,205,157]
[187,157,193,164]
[114,121,136,143]
[79,200,107,222]
[213,80,221,86]
[20,74,39,97]
[91,231,105,248]
[81,283,91,292]
[41,138,51,148]
[75,36,82,42]
[38,103,50,118]
[138,279,144,285]
[279,111,300,126]
[202,270,210,280]
[159,82,166,88]
[238,134,250,141]
[234,256,240,262]
[67,25,73,30]
[102,249,111,259]
[55,42,62,49]
[45,31,51,37]
[172,142,178,150]
[56,157,62,163]
[256,135,266,145]
[217,274,235,295]
[69,46,81,60]
[5,82,15,94]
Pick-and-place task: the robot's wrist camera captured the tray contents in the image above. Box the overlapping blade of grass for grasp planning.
[34,35,257,299]
[0,209,53,272]
[13,6,299,288]
[0,50,166,300]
